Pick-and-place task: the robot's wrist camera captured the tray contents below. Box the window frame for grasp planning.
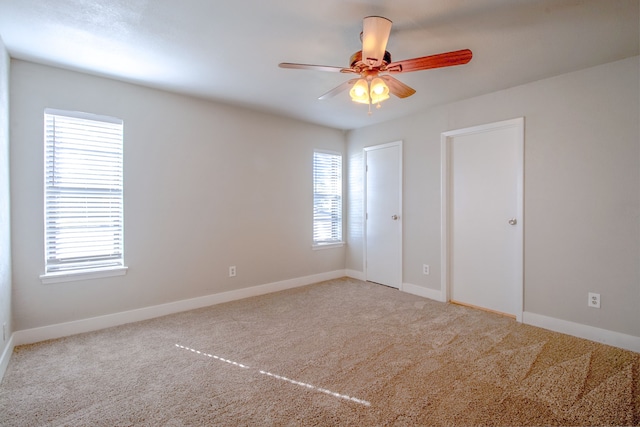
[40,108,127,284]
[312,149,344,249]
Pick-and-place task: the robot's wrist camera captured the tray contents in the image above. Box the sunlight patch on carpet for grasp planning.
[259,370,371,406]
[175,344,250,368]
[175,344,371,407]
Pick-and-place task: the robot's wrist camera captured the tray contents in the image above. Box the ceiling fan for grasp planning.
[279,16,472,113]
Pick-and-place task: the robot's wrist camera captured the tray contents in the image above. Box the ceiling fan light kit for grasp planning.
[349,76,390,114]
[279,16,472,114]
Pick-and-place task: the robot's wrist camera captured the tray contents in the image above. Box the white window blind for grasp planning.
[44,109,124,274]
[313,150,342,245]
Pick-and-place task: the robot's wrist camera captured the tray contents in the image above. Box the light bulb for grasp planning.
[354,86,367,97]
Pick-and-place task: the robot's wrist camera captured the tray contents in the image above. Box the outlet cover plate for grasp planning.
[588,292,600,308]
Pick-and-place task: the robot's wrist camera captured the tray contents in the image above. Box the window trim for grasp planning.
[312,242,345,250]
[41,108,127,283]
[40,266,128,284]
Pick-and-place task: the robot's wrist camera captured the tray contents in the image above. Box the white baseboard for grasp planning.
[402,282,446,302]
[345,269,365,281]
[13,270,347,347]
[0,333,14,381]
[523,311,640,353]
[344,276,447,303]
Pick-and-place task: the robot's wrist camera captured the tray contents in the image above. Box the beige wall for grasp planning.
[7,55,640,342]
[0,37,11,361]
[10,60,346,331]
[347,56,640,337]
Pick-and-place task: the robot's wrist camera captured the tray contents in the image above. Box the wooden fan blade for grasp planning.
[318,79,359,100]
[387,49,472,73]
[362,16,392,67]
[381,75,416,98]
[279,62,357,74]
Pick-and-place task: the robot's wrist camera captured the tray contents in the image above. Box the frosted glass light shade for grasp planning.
[349,79,370,104]
[370,77,389,104]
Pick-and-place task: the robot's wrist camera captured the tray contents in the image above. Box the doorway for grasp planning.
[364,141,402,289]
[441,118,524,320]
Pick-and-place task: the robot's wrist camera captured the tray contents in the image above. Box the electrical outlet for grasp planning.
[588,292,600,308]
[229,266,236,277]
[2,322,6,341]
[423,264,430,275]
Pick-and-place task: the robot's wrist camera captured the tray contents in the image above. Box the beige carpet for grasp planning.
[1,278,639,426]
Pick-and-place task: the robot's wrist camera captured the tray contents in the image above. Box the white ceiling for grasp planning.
[0,0,638,130]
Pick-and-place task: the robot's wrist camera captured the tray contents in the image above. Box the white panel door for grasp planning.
[365,142,402,289]
[443,119,523,318]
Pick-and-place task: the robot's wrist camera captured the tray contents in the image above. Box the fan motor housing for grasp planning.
[350,50,392,70]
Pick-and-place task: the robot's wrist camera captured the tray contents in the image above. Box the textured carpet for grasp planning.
[1,278,639,426]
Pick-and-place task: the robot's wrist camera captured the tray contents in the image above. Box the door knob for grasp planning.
[391,215,399,220]
[508,218,517,225]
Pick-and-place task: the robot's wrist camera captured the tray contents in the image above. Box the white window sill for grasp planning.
[40,266,128,284]
[312,242,345,250]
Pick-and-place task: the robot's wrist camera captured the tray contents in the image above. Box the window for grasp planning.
[313,150,343,246]
[42,109,126,282]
